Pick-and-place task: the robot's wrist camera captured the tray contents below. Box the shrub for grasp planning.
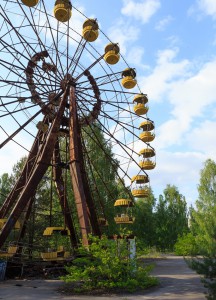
[174,232,199,256]
[61,235,158,292]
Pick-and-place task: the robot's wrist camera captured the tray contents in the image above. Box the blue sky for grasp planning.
[75,0,216,204]
[1,0,216,206]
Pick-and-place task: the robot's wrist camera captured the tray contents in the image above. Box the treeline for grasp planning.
[1,155,216,258]
[0,162,189,252]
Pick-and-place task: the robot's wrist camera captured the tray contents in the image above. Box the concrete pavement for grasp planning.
[0,256,207,300]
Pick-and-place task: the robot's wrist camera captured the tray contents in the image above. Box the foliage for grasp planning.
[0,173,11,206]
[191,159,216,255]
[62,235,158,293]
[187,256,216,300]
[154,184,189,251]
[187,159,216,299]
[174,232,198,256]
[132,189,156,247]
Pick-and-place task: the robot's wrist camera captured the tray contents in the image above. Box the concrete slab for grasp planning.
[0,256,207,300]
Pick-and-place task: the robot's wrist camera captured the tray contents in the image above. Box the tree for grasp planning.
[187,159,216,299]
[192,159,216,255]
[0,173,11,206]
[154,184,189,251]
[0,123,132,253]
[133,188,156,247]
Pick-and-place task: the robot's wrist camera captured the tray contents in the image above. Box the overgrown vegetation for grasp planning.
[3,123,216,298]
[185,159,216,299]
[61,235,158,293]
[174,233,198,256]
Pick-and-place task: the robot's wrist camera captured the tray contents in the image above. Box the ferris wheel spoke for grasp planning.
[0,107,42,149]
[0,103,39,118]
[69,38,90,77]
[77,86,138,96]
[75,54,105,82]
[27,8,65,86]
[78,89,134,107]
[0,58,27,78]
[40,0,65,77]
[0,41,59,97]
[0,125,31,153]
[17,2,64,83]
[0,97,41,142]
[80,121,132,183]
[81,135,116,211]
[77,71,122,86]
[77,100,142,178]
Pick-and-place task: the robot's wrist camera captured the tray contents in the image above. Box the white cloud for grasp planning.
[155,15,174,31]
[139,48,190,101]
[151,150,207,204]
[108,19,140,55]
[126,46,145,65]
[197,0,216,18]
[121,0,161,24]
[186,121,216,158]
[188,0,216,20]
[137,46,216,150]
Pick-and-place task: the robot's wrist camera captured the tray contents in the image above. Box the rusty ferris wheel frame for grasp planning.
[0,1,155,250]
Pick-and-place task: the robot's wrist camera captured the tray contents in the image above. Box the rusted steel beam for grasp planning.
[0,89,68,249]
[0,125,45,218]
[69,86,91,246]
[53,141,78,248]
[69,85,101,246]
[16,196,35,256]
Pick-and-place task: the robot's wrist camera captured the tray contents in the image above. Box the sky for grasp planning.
[79,0,216,206]
[1,0,216,206]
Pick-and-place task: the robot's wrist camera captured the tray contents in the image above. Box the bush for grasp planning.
[61,235,158,293]
[174,233,199,256]
[188,257,216,300]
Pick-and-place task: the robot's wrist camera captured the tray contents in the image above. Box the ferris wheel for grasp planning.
[0,0,156,257]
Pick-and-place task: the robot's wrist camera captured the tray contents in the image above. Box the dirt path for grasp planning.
[0,256,206,300]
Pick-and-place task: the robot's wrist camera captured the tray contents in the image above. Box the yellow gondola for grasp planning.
[133,93,148,104]
[134,103,148,115]
[41,246,70,261]
[104,43,120,65]
[139,148,155,158]
[41,227,71,261]
[82,19,99,42]
[133,93,149,115]
[132,188,149,198]
[139,131,155,142]
[54,0,72,23]
[139,159,156,170]
[0,246,19,258]
[114,215,135,224]
[139,120,155,131]
[131,175,149,184]
[21,0,39,7]
[98,217,108,226]
[36,121,49,133]
[114,199,133,207]
[114,199,134,224]
[43,226,70,236]
[121,68,137,89]
[0,219,21,230]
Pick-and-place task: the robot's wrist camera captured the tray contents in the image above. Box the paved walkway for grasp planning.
[0,256,207,299]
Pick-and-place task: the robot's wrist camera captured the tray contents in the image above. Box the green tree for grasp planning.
[186,160,216,299]
[191,159,216,255]
[133,188,156,247]
[154,184,189,251]
[82,123,130,235]
[0,173,11,205]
